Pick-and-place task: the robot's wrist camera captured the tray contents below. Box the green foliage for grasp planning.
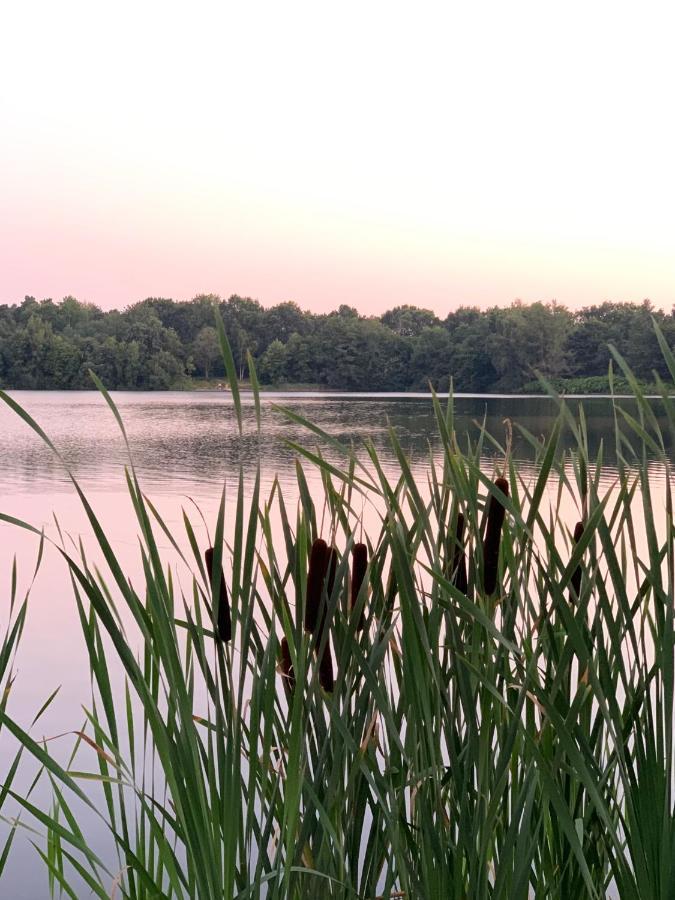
[258,339,288,384]
[486,300,572,390]
[0,294,674,392]
[380,304,440,336]
[519,375,657,394]
[191,326,222,380]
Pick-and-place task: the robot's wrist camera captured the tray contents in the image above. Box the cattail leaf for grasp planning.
[214,308,243,435]
[246,350,262,433]
[451,513,468,595]
[325,546,338,598]
[351,542,368,630]
[570,521,584,602]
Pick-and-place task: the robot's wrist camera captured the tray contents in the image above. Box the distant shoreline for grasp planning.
[2,384,668,401]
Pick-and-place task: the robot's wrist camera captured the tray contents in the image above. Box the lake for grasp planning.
[0,389,671,897]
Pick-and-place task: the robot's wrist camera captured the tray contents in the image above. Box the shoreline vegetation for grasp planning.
[0,320,674,897]
[1,294,673,394]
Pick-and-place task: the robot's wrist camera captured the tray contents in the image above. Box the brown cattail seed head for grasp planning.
[279,636,295,693]
[570,521,584,601]
[452,513,468,595]
[314,546,338,653]
[318,640,334,693]
[351,542,368,630]
[204,547,232,642]
[304,538,329,634]
[482,477,509,596]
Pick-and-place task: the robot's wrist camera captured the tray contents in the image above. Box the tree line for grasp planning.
[0,293,672,393]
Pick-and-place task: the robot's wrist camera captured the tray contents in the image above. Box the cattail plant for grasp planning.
[279,636,295,693]
[350,542,368,630]
[482,476,509,596]
[451,513,468,594]
[570,520,584,602]
[304,538,329,634]
[204,547,232,642]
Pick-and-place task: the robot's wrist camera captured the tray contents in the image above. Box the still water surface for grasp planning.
[0,390,671,896]
[3,390,669,497]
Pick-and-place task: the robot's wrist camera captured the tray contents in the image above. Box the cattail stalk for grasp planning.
[351,542,368,630]
[570,521,584,602]
[204,547,232,642]
[482,477,509,595]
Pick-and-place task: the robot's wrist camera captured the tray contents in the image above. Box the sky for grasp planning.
[1,0,674,315]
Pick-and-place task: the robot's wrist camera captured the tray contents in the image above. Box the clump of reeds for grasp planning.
[204,546,232,642]
[350,542,368,630]
[482,476,509,596]
[570,520,584,602]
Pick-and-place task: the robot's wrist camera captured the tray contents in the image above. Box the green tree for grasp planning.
[445,307,499,391]
[258,339,288,384]
[265,302,310,343]
[488,301,572,390]
[409,327,452,389]
[191,326,221,379]
[382,305,440,337]
[283,332,315,384]
[0,293,671,393]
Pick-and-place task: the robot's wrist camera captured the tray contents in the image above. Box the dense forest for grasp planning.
[0,294,673,393]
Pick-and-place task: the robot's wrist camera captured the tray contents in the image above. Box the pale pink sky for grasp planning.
[2,1,674,314]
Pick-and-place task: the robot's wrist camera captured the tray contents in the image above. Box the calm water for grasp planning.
[0,390,671,896]
[2,390,670,498]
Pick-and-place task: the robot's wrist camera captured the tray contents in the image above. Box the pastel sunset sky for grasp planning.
[2,1,674,314]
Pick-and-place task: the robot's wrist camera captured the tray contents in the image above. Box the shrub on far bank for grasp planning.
[518,374,660,395]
